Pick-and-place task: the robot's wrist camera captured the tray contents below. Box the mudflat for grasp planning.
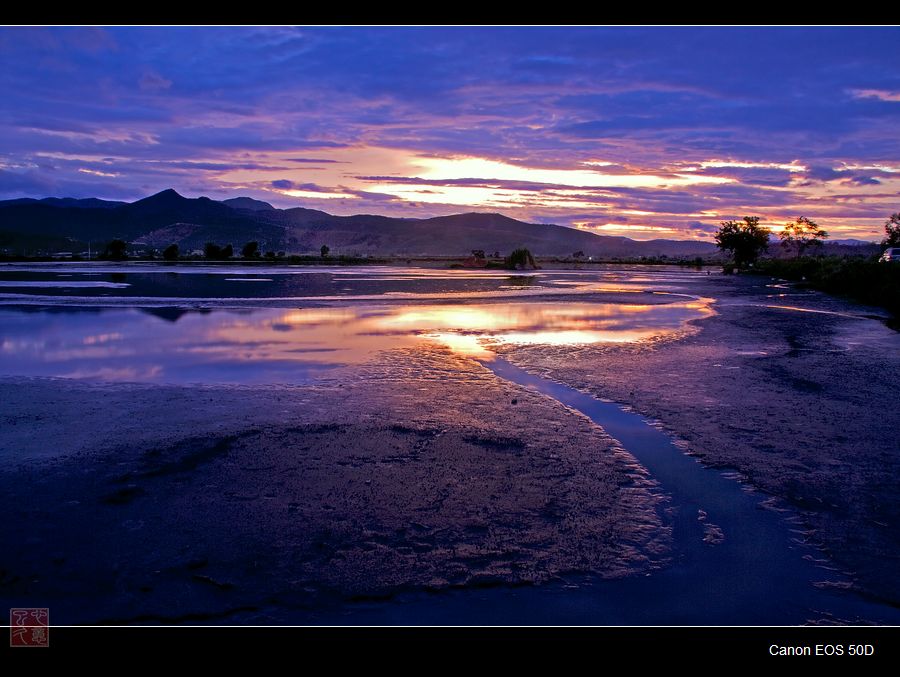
[0,346,664,623]
[504,272,900,606]
[1,266,898,622]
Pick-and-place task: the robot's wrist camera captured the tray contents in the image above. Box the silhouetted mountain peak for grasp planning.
[424,212,524,228]
[133,188,186,207]
[222,197,275,212]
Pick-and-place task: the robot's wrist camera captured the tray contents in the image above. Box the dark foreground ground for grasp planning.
[1,269,898,622]
[0,346,664,623]
[504,272,900,607]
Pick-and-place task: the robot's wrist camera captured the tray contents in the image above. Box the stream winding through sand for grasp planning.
[314,357,900,625]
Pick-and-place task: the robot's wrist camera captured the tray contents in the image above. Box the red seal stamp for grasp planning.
[10,608,49,647]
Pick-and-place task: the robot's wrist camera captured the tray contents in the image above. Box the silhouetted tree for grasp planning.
[882,213,900,249]
[241,241,259,259]
[780,216,828,257]
[471,249,485,259]
[221,244,233,259]
[204,242,222,260]
[162,243,179,261]
[321,244,330,258]
[572,251,585,259]
[104,239,128,261]
[714,217,770,267]
[505,248,539,270]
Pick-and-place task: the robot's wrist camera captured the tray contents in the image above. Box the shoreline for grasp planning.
[1,266,898,621]
[502,272,900,606]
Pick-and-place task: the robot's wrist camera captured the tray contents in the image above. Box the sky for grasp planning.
[1,26,899,241]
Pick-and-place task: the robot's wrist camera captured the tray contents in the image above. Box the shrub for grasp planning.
[754,256,900,319]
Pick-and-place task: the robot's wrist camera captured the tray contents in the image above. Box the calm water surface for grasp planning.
[0,264,712,383]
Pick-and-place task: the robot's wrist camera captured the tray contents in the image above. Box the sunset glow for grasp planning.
[2,27,899,239]
[2,28,898,632]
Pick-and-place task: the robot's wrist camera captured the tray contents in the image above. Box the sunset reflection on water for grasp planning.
[0,299,713,383]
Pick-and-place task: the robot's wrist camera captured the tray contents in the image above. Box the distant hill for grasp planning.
[830,238,877,246]
[823,242,881,257]
[0,197,126,209]
[222,197,275,211]
[0,188,719,258]
[769,238,882,258]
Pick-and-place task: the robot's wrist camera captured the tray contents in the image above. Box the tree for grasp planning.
[241,241,259,259]
[882,213,900,249]
[320,244,330,258]
[779,216,828,257]
[104,239,128,261]
[505,248,539,270]
[714,217,771,267]
[204,242,222,260]
[162,243,179,261]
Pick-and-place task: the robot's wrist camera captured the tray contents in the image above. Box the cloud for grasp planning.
[287,157,343,163]
[841,175,881,186]
[696,166,797,187]
[801,165,885,187]
[849,89,900,102]
[686,220,719,233]
[0,167,141,201]
[805,165,844,182]
[139,71,172,92]
[78,167,117,177]
[267,181,356,200]
[1,26,899,239]
[355,174,609,192]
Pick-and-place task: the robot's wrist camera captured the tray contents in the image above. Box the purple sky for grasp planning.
[1,26,899,240]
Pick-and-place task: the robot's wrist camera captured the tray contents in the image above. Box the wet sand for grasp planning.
[0,346,664,623]
[502,272,900,607]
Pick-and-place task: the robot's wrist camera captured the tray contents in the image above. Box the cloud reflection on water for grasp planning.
[0,297,712,383]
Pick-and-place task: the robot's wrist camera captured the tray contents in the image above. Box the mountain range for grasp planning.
[0,188,729,258]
